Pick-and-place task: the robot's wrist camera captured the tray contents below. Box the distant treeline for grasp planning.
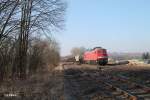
[108,52,142,60]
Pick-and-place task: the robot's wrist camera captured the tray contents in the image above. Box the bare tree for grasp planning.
[0,0,66,79]
[15,0,66,78]
[0,0,66,41]
[71,47,86,56]
[142,52,150,60]
[28,39,60,74]
[0,0,20,42]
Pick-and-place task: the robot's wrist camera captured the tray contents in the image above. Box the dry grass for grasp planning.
[0,70,64,100]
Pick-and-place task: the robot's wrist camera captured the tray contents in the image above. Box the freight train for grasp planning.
[75,47,108,65]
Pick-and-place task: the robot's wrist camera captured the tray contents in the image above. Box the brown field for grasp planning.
[63,64,150,100]
[0,64,149,100]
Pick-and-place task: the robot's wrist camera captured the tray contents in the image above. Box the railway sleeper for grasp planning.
[103,82,140,100]
[136,94,150,99]
[93,79,138,99]
[115,75,150,92]
[104,75,150,95]
[99,80,147,99]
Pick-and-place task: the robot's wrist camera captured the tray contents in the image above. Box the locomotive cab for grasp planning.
[83,47,108,65]
[95,48,108,65]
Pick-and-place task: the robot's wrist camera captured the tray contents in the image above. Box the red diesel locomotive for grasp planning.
[83,47,108,65]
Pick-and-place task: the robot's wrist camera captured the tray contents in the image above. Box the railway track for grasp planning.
[64,67,150,100]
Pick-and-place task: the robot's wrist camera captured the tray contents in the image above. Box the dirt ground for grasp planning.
[0,64,149,100]
[63,64,150,87]
[70,64,150,86]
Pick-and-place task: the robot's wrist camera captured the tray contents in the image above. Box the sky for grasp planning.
[55,0,150,56]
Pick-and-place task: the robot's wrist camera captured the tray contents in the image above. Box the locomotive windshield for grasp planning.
[97,50,106,54]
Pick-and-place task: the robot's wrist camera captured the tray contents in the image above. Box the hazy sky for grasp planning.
[55,0,150,56]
